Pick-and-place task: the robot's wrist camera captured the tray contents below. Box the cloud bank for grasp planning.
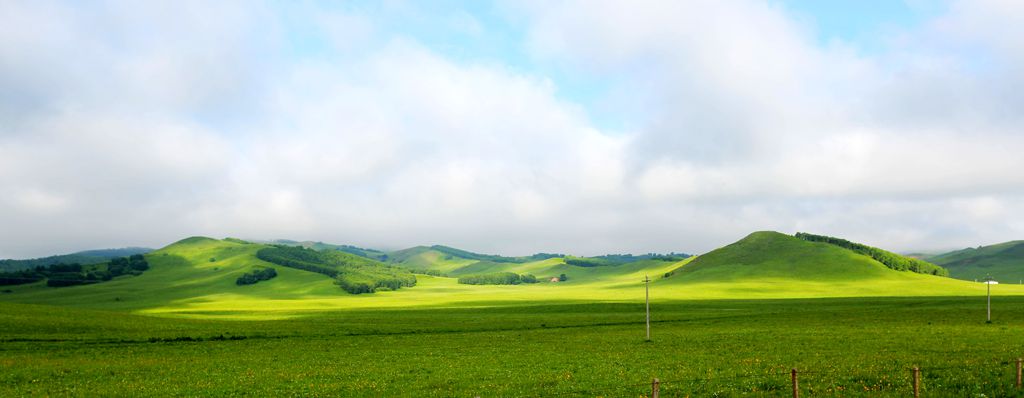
[1,1,1023,258]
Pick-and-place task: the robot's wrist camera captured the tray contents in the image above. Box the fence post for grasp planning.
[912,366,920,398]
[651,378,660,398]
[1016,358,1022,389]
[791,368,798,398]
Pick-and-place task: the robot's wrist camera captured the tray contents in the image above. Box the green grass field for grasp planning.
[3,297,1024,396]
[3,232,1024,396]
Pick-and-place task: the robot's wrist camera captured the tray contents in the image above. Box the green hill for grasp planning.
[668,231,898,281]
[928,241,1024,282]
[385,246,559,275]
[0,247,153,272]
[662,231,973,298]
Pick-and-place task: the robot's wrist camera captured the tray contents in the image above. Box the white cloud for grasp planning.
[2,1,1024,258]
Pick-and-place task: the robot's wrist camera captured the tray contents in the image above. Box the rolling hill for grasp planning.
[928,241,1024,282]
[0,232,1018,319]
[661,231,978,298]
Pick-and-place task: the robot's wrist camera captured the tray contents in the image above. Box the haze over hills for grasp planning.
[928,241,1024,282]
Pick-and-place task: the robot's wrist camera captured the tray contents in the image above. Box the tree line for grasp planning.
[795,232,949,276]
[0,248,150,273]
[430,245,562,264]
[256,246,416,294]
[457,272,539,285]
[0,254,150,287]
[564,253,689,267]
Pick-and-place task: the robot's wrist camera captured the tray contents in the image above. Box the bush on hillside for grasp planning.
[564,257,613,267]
[45,272,93,287]
[256,247,340,278]
[407,268,448,277]
[457,272,540,285]
[236,267,278,285]
[566,253,689,267]
[0,270,45,286]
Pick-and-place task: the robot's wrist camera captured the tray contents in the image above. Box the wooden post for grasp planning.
[651,378,660,398]
[791,368,798,398]
[912,366,920,398]
[1016,358,1022,389]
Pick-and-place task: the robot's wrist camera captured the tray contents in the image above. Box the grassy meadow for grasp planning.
[3,233,1024,396]
[3,297,1024,396]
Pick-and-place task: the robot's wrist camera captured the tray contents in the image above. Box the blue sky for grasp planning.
[271,0,950,132]
[2,0,1024,258]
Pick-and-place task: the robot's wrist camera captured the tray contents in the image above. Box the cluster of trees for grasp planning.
[648,255,688,262]
[0,269,46,285]
[407,268,448,277]
[564,257,615,267]
[235,268,277,285]
[109,255,150,274]
[564,253,690,267]
[559,273,568,281]
[256,246,416,294]
[336,269,417,294]
[795,233,950,276]
[457,272,539,285]
[0,254,150,287]
[0,247,150,272]
[256,247,339,278]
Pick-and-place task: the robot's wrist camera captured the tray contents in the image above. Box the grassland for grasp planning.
[3,297,1024,396]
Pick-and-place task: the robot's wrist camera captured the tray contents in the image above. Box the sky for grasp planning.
[2,0,1024,259]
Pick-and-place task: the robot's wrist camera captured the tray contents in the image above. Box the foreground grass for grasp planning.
[3,297,1024,397]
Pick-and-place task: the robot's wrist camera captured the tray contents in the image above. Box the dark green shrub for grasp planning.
[457,272,540,285]
[236,268,277,285]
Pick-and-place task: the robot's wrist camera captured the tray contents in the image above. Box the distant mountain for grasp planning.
[928,241,1024,282]
[0,247,153,272]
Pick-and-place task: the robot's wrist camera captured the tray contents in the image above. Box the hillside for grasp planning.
[929,241,1024,282]
[256,245,416,293]
[662,231,971,298]
[0,247,153,272]
[270,240,390,261]
[668,231,897,281]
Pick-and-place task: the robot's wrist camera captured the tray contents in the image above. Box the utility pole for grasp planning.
[644,274,651,341]
[985,275,995,323]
